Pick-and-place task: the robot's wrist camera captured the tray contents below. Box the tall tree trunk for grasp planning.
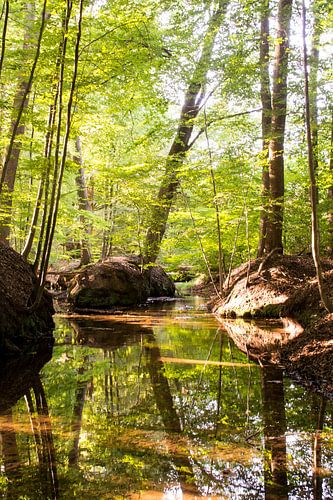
[264,0,293,254]
[0,0,47,246]
[302,0,333,312]
[143,0,228,264]
[257,0,272,257]
[22,51,62,262]
[74,136,92,266]
[327,110,333,254]
[203,108,226,290]
[309,0,321,179]
[0,0,9,79]
[31,12,66,268]
[35,0,83,300]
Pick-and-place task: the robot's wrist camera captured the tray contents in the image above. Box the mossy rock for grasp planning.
[67,257,175,310]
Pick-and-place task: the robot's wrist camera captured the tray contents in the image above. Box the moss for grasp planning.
[242,311,253,319]
[76,288,138,308]
[252,304,283,319]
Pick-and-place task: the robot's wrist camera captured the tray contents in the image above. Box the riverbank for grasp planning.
[0,243,54,357]
[212,254,333,398]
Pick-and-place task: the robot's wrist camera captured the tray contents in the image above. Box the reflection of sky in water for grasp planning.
[0,298,332,499]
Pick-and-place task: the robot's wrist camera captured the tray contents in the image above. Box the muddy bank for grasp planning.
[213,254,333,322]
[0,243,54,357]
[279,314,333,397]
[220,317,333,398]
[213,254,333,398]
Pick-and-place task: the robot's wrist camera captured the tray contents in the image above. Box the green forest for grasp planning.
[1,2,333,496]
[0,0,332,281]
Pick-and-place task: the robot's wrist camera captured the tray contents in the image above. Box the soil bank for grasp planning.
[212,254,333,398]
[0,243,54,357]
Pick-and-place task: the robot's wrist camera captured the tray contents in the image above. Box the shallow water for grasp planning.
[0,297,332,499]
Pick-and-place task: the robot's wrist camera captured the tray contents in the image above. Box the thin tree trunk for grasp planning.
[0,0,9,79]
[143,0,229,264]
[74,136,92,266]
[32,16,65,269]
[309,0,321,179]
[204,108,226,290]
[34,3,72,275]
[22,51,62,261]
[0,0,47,246]
[302,0,333,313]
[36,0,83,300]
[257,0,272,257]
[264,0,293,254]
[327,109,333,254]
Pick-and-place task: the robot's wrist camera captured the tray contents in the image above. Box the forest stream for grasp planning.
[0,296,333,499]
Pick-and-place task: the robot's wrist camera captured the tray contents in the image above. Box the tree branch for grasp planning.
[186,107,262,150]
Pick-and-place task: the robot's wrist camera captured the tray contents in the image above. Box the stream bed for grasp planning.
[0,297,332,499]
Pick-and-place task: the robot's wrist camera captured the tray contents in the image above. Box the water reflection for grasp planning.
[0,301,332,499]
[0,347,58,499]
[261,365,287,499]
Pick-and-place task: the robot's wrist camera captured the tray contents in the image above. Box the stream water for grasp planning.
[0,297,332,499]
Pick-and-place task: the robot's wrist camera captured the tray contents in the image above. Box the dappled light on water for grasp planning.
[0,297,332,498]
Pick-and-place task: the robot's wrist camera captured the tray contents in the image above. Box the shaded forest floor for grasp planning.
[203,254,333,398]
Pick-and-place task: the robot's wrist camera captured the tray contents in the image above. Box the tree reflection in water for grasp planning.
[0,349,58,499]
[1,306,333,498]
[261,364,288,499]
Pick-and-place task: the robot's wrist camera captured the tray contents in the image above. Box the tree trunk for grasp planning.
[101,182,116,259]
[0,0,9,79]
[302,0,333,313]
[327,109,333,254]
[74,136,92,266]
[309,0,321,179]
[143,0,228,264]
[36,0,83,298]
[0,1,47,246]
[264,0,293,254]
[257,0,272,257]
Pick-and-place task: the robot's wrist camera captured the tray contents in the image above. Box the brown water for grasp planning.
[0,297,332,499]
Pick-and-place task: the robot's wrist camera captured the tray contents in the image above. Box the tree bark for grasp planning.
[264,0,293,254]
[143,0,228,264]
[0,0,9,79]
[0,0,47,246]
[257,0,272,257]
[327,109,333,254]
[309,0,321,179]
[101,182,116,259]
[36,0,83,298]
[302,0,333,313]
[74,136,92,266]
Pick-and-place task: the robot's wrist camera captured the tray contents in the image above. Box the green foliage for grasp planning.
[0,0,332,275]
